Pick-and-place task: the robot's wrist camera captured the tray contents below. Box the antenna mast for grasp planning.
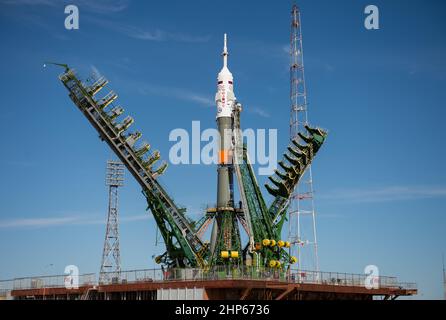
[288,4,320,273]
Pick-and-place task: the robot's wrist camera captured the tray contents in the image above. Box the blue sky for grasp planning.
[0,0,445,299]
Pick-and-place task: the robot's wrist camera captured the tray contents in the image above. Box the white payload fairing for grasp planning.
[215,33,236,119]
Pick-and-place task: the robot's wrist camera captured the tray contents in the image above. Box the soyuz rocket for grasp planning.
[209,34,239,257]
[215,33,235,209]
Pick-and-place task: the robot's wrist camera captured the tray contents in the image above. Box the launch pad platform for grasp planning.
[4,268,417,300]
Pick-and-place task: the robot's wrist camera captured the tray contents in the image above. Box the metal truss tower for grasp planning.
[100,160,124,284]
[443,254,446,300]
[288,4,319,273]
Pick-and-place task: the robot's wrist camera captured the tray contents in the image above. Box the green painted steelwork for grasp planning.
[233,105,327,267]
[210,210,242,266]
[55,64,327,270]
[266,125,328,232]
[57,66,208,268]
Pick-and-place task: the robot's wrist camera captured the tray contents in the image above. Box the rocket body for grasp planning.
[215,33,235,209]
[210,34,240,259]
[216,117,232,208]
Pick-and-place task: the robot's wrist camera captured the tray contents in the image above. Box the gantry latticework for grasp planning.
[288,4,320,272]
[99,160,124,284]
[58,66,208,269]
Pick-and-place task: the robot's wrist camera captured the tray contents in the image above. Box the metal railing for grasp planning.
[0,279,14,298]
[11,273,95,290]
[1,268,416,291]
[99,267,416,290]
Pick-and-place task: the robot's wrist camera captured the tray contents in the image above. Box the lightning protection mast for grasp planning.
[288,4,320,275]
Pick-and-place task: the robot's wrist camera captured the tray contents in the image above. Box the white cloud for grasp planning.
[120,215,150,222]
[1,0,58,6]
[320,185,446,203]
[0,214,150,229]
[87,17,210,43]
[248,107,271,118]
[282,44,290,55]
[5,160,36,168]
[77,0,129,13]
[90,65,102,77]
[1,0,130,13]
[138,83,214,107]
[281,43,335,73]
[0,216,80,228]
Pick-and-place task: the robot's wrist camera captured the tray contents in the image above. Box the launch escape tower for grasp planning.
[288,4,320,273]
[99,160,124,284]
[53,22,327,271]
